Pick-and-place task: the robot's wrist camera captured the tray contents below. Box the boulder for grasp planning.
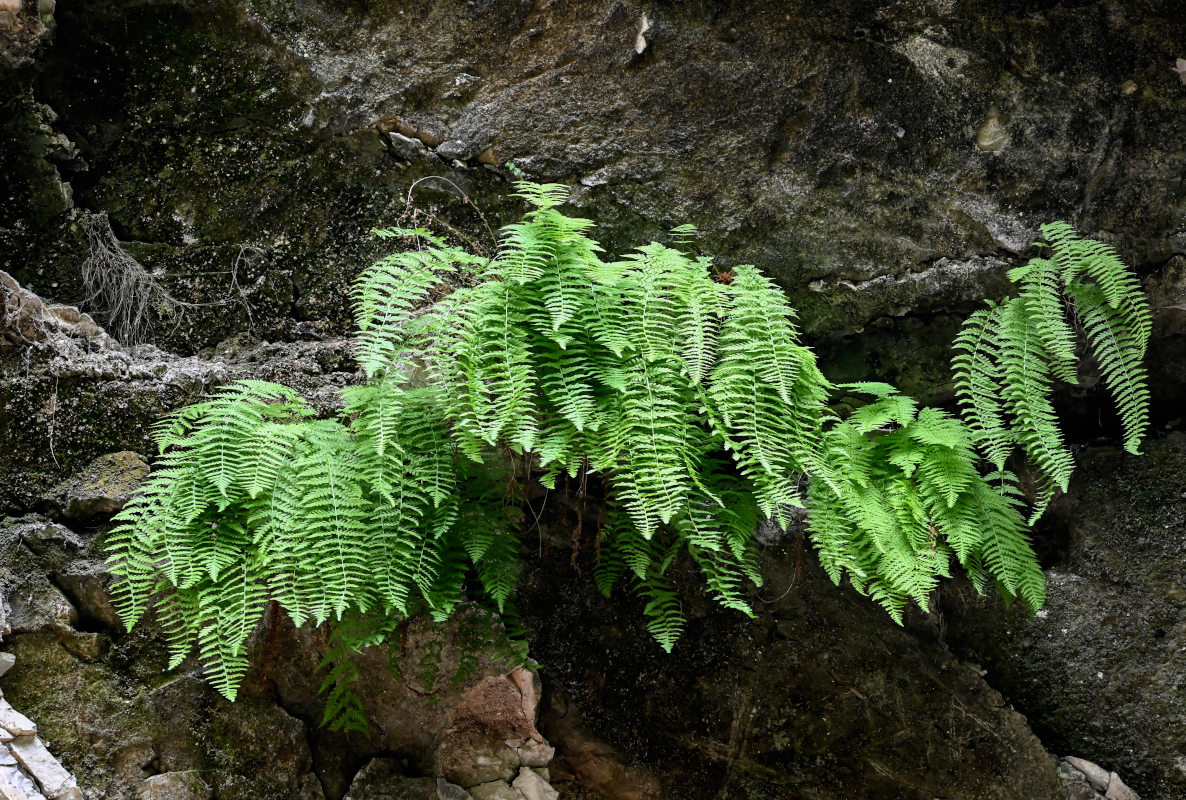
[341,758,444,800]
[131,771,212,800]
[46,451,148,521]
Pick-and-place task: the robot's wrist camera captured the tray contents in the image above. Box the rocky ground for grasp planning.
[2,0,1185,798]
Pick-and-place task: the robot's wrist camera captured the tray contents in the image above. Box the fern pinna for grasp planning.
[106,184,1150,702]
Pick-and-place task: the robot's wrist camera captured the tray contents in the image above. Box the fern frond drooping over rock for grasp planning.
[107,184,1151,702]
[952,222,1151,511]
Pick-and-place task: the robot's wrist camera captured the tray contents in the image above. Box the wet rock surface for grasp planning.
[941,434,1186,799]
[520,527,1064,800]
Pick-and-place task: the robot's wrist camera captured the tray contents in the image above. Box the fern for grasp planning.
[107,184,1151,705]
[952,222,1151,504]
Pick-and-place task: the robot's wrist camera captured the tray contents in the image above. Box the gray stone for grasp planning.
[435,780,473,800]
[1066,756,1111,793]
[8,737,72,798]
[1057,760,1101,800]
[132,771,213,800]
[514,740,552,769]
[342,759,437,800]
[509,768,556,800]
[434,140,476,163]
[0,703,36,737]
[0,654,14,679]
[387,133,434,163]
[1104,772,1140,800]
[3,576,76,635]
[467,781,522,800]
[47,451,149,520]
[13,522,81,558]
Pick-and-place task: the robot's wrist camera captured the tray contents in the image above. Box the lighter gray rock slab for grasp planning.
[133,771,213,800]
[7,737,70,797]
[510,768,557,800]
[468,781,523,800]
[0,765,47,800]
[0,703,35,737]
[1066,757,1110,793]
[0,654,14,679]
[1104,772,1140,800]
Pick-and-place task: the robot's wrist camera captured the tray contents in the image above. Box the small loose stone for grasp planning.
[510,767,558,800]
[1104,772,1140,800]
[975,107,1008,151]
[0,704,35,737]
[1065,756,1110,792]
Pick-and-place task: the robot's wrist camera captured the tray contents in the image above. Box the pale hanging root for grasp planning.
[79,212,254,345]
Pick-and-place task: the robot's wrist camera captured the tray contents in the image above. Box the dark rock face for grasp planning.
[0,0,53,74]
[520,528,1063,800]
[3,0,1184,390]
[941,434,1186,800]
[1,1,1184,799]
[0,269,358,511]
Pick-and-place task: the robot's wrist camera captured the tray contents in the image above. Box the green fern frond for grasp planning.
[511,181,573,211]
[319,652,370,735]
[705,266,828,522]
[951,305,1014,467]
[107,187,1153,708]
[351,241,475,378]
[612,359,699,538]
[1013,256,1078,382]
[1067,283,1151,454]
[455,280,539,451]
[637,566,686,652]
[997,297,1075,490]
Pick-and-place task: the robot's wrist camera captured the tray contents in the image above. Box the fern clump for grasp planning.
[951,222,1151,520]
[107,184,1151,703]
